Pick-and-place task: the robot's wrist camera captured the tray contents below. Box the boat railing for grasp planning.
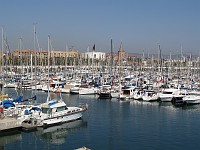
[79,103,88,110]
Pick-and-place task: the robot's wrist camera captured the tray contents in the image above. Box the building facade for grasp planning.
[81,51,106,60]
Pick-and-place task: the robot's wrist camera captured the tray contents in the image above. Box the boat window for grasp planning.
[124,90,130,94]
[42,108,52,114]
[56,106,66,112]
[163,92,173,94]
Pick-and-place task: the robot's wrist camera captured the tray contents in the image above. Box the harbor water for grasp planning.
[1,88,200,150]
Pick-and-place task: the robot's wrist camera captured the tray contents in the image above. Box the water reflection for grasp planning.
[0,130,22,146]
[182,104,200,110]
[158,102,172,107]
[33,119,87,145]
[0,119,88,149]
[130,100,159,106]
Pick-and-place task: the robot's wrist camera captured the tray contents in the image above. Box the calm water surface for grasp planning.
[1,88,200,150]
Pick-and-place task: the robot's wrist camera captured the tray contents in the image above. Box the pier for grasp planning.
[0,117,21,132]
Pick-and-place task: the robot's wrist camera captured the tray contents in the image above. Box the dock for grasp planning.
[0,116,21,132]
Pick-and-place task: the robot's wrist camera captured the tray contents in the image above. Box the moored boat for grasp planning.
[142,90,159,102]
[119,86,135,99]
[158,88,181,102]
[39,100,88,127]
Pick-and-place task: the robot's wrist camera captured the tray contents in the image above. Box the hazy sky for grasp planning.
[0,0,200,55]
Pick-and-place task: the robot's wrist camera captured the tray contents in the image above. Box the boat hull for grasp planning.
[43,112,83,127]
[98,92,112,99]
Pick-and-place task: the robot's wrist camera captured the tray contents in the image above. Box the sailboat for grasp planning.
[0,27,11,98]
[34,35,88,127]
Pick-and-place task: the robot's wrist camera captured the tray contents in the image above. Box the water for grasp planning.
[1,88,200,150]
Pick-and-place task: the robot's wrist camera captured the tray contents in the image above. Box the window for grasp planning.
[57,106,66,112]
[42,108,52,114]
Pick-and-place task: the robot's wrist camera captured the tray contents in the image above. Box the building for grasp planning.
[13,49,78,58]
[12,49,79,66]
[81,51,106,60]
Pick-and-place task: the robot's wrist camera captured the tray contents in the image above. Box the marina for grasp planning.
[0,18,200,150]
[1,86,200,149]
[1,0,200,149]
[1,51,200,150]
[1,53,200,150]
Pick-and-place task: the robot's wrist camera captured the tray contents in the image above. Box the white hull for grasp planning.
[119,94,134,99]
[158,88,181,102]
[70,87,80,94]
[111,92,120,98]
[60,88,70,94]
[4,83,17,88]
[134,95,143,100]
[143,95,159,102]
[43,112,83,126]
[31,84,43,90]
[39,100,88,127]
[184,100,200,104]
[159,96,172,102]
[42,85,53,92]
[79,87,98,95]
[183,95,200,104]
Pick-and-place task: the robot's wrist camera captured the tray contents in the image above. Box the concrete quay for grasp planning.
[0,116,21,132]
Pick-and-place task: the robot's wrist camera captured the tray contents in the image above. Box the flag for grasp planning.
[92,44,95,51]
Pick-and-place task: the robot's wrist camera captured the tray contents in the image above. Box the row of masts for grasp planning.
[1,27,200,78]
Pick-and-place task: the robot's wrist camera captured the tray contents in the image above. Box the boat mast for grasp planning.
[4,33,10,91]
[1,28,3,77]
[118,41,123,94]
[158,43,163,84]
[110,38,113,76]
[158,44,162,73]
[33,23,37,95]
[65,43,69,81]
[18,37,23,96]
[92,44,95,80]
[87,46,90,68]
[1,27,4,93]
[119,40,123,77]
[47,35,51,102]
[1,27,4,86]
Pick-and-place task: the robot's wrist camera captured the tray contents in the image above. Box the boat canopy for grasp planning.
[125,75,134,81]
[29,106,41,111]
[12,96,23,103]
[1,100,15,108]
[48,101,57,106]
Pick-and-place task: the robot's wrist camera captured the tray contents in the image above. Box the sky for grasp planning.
[0,0,200,56]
